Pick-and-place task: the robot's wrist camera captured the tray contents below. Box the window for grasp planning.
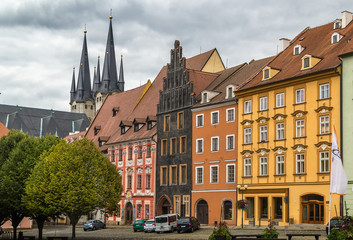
[145,205,149,219]
[127,175,132,189]
[226,135,235,150]
[332,33,340,44]
[296,153,305,174]
[180,165,187,184]
[210,165,218,183]
[276,93,284,107]
[137,174,142,189]
[174,195,181,215]
[294,46,300,55]
[138,145,142,159]
[260,157,268,176]
[227,86,234,98]
[223,201,233,220]
[111,150,115,162]
[117,205,121,217]
[296,88,305,104]
[164,115,170,132]
[320,83,329,99]
[119,149,123,161]
[259,97,268,111]
[161,166,168,185]
[276,155,285,175]
[146,174,151,189]
[170,165,177,185]
[161,139,167,156]
[244,100,251,114]
[274,197,283,219]
[246,197,255,218]
[244,158,251,176]
[264,69,269,79]
[244,128,252,144]
[196,114,204,127]
[180,136,187,154]
[211,111,219,125]
[202,92,208,103]
[303,57,310,68]
[260,197,268,218]
[320,115,330,134]
[227,164,235,183]
[177,112,184,129]
[196,138,203,153]
[296,119,305,137]
[170,138,177,155]
[183,196,190,217]
[196,167,203,184]
[128,147,133,160]
[260,125,268,142]
[211,137,219,152]
[320,151,329,173]
[276,122,285,140]
[226,108,235,122]
[146,144,151,158]
[137,205,141,218]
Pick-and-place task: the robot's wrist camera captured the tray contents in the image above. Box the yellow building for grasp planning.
[235,14,353,226]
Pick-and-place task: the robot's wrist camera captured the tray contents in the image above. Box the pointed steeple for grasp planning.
[76,28,92,102]
[70,67,76,102]
[92,56,101,93]
[101,14,118,93]
[118,54,125,92]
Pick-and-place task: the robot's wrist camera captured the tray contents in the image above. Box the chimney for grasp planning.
[342,11,353,28]
[279,38,290,52]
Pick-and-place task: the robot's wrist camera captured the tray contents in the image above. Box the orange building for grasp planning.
[191,57,271,225]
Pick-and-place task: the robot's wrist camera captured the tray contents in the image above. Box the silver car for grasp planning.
[144,219,156,233]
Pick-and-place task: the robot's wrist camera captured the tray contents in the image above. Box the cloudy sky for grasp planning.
[0,0,352,111]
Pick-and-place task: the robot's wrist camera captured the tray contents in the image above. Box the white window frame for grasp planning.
[260,125,268,142]
[276,122,285,140]
[244,158,251,177]
[211,136,219,152]
[259,157,268,176]
[226,108,235,122]
[196,138,203,153]
[296,119,305,137]
[296,88,305,104]
[226,164,235,183]
[331,32,341,44]
[202,92,208,103]
[320,151,329,173]
[211,111,219,125]
[296,153,305,174]
[276,93,284,107]
[244,128,251,144]
[320,115,330,134]
[226,134,235,151]
[320,83,330,99]
[195,166,204,184]
[244,100,251,114]
[210,165,219,184]
[276,155,285,175]
[259,97,268,111]
[226,86,234,99]
[196,114,204,128]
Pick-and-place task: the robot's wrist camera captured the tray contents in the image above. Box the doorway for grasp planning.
[125,202,133,225]
[301,194,324,224]
[197,200,209,224]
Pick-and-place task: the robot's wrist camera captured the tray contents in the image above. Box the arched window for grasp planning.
[223,200,233,220]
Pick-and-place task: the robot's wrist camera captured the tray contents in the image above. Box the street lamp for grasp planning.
[237,184,248,228]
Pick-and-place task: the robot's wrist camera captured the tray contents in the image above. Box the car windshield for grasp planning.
[156,217,168,223]
[146,220,154,224]
[86,220,94,224]
[178,218,190,223]
[135,220,143,224]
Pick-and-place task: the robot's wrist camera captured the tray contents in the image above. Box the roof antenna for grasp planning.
[200,47,202,54]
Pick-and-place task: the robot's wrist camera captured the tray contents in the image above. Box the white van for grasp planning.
[155,214,178,233]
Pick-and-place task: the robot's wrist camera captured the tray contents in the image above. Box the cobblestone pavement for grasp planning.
[7,224,328,240]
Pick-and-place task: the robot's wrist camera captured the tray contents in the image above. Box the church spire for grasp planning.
[118,55,125,92]
[76,28,92,102]
[70,67,76,102]
[101,14,118,93]
[92,56,101,93]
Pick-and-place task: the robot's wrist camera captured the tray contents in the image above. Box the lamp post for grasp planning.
[237,184,248,228]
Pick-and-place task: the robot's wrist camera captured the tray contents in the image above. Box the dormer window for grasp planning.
[98,136,109,147]
[303,57,310,68]
[226,85,234,99]
[121,127,125,134]
[146,116,157,130]
[202,92,208,103]
[262,67,280,81]
[331,32,342,44]
[94,126,101,136]
[301,55,321,70]
[334,20,342,29]
[112,107,119,117]
[293,44,304,55]
[133,118,145,132]
[120,121,132,135]
[264,69,269,79]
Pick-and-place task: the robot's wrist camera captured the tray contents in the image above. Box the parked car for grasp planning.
[177,217,200,233]
[133,219,148,232]
[326,216,346,234]
[155,214,178,233]
[83,219,106,231]
[144,219,156,232]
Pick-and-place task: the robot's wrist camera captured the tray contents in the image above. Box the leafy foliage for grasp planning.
[327,216,353,240]
[262,220,279,239]
[208,221,232,240]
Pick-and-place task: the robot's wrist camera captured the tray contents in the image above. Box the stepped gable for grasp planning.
[239,20,353,90]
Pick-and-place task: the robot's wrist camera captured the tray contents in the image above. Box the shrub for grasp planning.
[208,221,232,240]
[262,219,279,239]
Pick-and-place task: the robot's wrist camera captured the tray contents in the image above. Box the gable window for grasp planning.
[226,108,235,122]
[244,100,251,114]
[211,136,219,152]
[227,164,235,183]
[320,151,329,173]
[196,139,203,153]
[259,97,268,111]
[211,111,219,125]
[195,167,203,184]
[202,92,208,103]
[296,119,305,137]
[227,86,234,98]
[320,115,330,134]
[259,157,268,176]
[296,88,305,104]
[264,69,270,79]
[244,128,252,144]
[276,155,285,175]
[138,145,143,159]
[296,153,305,174]
[180,136,187,154]
[177,112,184,129]
[276,122,285,140]
[226,135,235,150]
[164,115,170,132]
[244,158,251,177]
[210,165,219,184]
[180,164,187,184]
[276,93,284,107]
[303,57,310,68]
[161,139,167,156]
[170,138,177,155]
[320,83,329,99]
[196,114,204,127]
[260,125,268,142]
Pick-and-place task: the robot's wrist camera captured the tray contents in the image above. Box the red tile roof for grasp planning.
[188,70,220,97]
[186,49,216,71]
[0,122,9,137]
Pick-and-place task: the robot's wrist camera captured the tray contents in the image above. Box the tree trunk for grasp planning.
[67,213,80,239]
[36,217,45,240]
[11,213,24,240]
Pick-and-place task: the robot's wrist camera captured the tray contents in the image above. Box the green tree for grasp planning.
[27,138,122,239]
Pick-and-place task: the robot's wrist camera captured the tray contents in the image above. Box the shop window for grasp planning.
[260,197,268,218]
[246,197,255,218]
[274,197,283,219]
[223,201,233,220]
